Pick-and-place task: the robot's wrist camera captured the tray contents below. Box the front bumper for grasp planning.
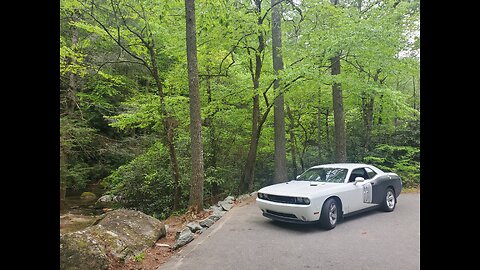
[256,198,320,223]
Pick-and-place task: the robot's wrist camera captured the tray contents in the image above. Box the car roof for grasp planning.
[309,163,375,170]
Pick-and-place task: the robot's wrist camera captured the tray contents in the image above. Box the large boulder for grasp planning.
[60,209,166,270]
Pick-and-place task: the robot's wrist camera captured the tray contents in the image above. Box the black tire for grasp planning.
[319,198,339,230]
[381,187,396,212]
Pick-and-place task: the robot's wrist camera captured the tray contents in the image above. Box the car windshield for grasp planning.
[296,167,348,183]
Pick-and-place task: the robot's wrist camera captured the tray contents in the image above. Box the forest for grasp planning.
[60,0,420,219]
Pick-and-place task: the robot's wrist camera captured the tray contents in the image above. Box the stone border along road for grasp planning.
[171,193,256,250]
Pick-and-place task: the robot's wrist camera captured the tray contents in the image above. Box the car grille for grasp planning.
[264,194,297,204]
[266,210,298,219]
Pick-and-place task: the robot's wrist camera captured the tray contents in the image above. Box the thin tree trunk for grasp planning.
[377,94,384,125]
[317,88,322,163]
[148,45,182,212]
[185,0,205,213]
[331,54,347,162]
[205,71,219,196]
[325,109,331,159]
[362,95,374,155]
[238,0,265,194]
[60,146,68,211]
[67,11,79,114]
[412,75,416,117]
[362,69,382,156]
[286,104,298,179]
[239,92,261,194]
[272,0,288,183]
[61,11,79,209]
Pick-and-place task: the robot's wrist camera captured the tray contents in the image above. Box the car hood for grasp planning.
[258,181,340,198]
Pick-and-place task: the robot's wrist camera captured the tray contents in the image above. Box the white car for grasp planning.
[256,163,402,229]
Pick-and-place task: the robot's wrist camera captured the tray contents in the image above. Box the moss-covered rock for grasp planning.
[60,229,109,270]
[80,192,97,201]
[60,209,166,270]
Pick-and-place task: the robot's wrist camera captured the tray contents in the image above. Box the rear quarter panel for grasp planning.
[371,173,402,204]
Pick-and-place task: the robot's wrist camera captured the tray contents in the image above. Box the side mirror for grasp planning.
[354,177,365,184]
[296,175,300,180]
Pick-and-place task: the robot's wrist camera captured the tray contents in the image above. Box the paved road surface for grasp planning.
[159,193,420,270]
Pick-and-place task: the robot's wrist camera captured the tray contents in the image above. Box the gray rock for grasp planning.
[60,209,166,270]
[208,214,221,222]
[199,218,215,228]
[173,228,194,250]
[95,195,115,208]
[98,194,114,203]
[209,205,223,212]
[186,222,202,233]
[223,196,235,204]
[211,210,227,220]
[219,201,233,211]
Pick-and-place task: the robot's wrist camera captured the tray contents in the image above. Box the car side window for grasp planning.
[364,167,377,179]
[348,168,368,182]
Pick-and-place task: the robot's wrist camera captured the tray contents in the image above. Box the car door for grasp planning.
[341,168,373,213]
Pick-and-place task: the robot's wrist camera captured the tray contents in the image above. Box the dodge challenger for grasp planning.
[256,163,402,229]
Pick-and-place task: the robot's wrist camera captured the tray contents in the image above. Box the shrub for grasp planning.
[103,141,181,218]
[363,144,420,188]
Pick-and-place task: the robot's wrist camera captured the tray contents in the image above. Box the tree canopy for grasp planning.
[60,0,420,217]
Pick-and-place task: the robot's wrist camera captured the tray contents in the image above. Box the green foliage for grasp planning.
[134,252,145,262]
[363,144,420,188]
[60,0,420,215]
[103,142,185,218]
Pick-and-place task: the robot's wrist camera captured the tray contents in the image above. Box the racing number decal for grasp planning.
[363,183,372,203]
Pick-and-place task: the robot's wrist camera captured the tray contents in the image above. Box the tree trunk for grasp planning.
[148,45,182,212]
[331,54,347,162]
[66,11,79,114]
[286,104,298,179]
[238,0,266,194]
[362,69,382,156]
[239,93,260,194]
[271,0,288,183]
[325,109,331,159]
[61,11,79,210]
[60,146,67,211]
[205,71,220,197]
[362,95,374,155]
[412,75,417,118]
[185,0,205,213]
[377,94,384,125]
[317,88,322,163]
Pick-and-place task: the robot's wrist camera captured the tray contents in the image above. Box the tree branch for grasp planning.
[260,0,288,24]
[83,0,152,74]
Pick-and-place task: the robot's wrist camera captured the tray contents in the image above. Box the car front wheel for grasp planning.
[381,188,396,212]
[319,198,338,230]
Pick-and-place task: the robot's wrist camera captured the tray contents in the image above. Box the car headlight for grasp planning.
[295,197,310,205]
[258,192,265,199]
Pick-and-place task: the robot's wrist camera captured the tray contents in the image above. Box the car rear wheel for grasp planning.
[381,188,396,212]
[319,198,338,230]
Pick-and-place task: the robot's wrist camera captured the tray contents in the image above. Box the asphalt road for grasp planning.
[158,193,420,270]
